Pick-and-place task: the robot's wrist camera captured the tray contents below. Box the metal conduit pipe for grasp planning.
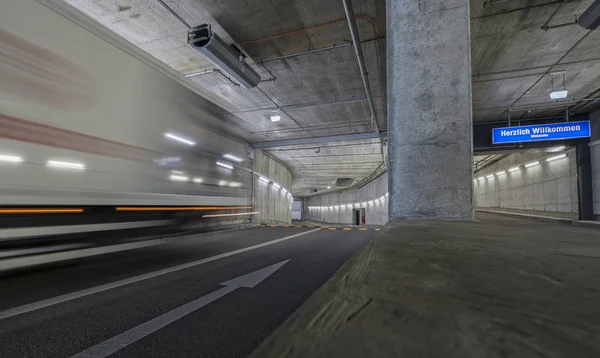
[342,0,380,134]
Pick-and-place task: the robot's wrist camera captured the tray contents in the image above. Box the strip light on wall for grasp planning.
[508,167,520,172]
[216,161,233,170]
[203,212,259,218]
[525,161,540,168]
[165,133,196,146]
[0,154,23,163]
[485,174,494,179]
[259,176,269,183]
[169,174,190,182]
[272,182,281,189]
[546,154,567,162]
[46,160,85,170]
[223,154,243,162]
[495,171,506,176]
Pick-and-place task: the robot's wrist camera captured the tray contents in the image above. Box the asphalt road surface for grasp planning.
[0,227,374,358]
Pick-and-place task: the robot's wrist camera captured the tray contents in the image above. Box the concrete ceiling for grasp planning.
[60,0,600,196]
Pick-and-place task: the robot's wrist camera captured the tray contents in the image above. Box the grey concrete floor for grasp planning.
[0,227,374,357]
[251,213,600,358]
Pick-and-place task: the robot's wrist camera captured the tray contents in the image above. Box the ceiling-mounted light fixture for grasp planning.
[270,115,281,122]
[548,146,566,152]
[187,24,260,88]
[549,72,568,100]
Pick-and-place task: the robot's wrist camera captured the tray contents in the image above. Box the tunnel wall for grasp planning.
[303,173,389,225]
[474,150,578,217]
[0,0,256,227]
[253,150,293,225]
[590,108,600,218]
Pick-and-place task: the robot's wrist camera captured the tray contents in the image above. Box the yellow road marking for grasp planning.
[375,228,381,231]
[359,228,368,231]
[343,228,352,231]
[328,228,337,230]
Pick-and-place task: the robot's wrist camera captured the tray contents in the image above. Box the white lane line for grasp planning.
[70,261,289,358]
[0,228,320,320]
[0,220,172,241]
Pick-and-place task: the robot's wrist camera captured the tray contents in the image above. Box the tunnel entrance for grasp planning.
[352,208,365,225]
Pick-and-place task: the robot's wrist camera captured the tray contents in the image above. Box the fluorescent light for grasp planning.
[495,171,506,176]
[361,202,367,206]
[272,182,281,189]
[165,132,195,146]
[259,176,269,183]
[368,200,374,205]
[46,160,85,170]
[525,161,539,168]
[485,174,494,179]
[216,161,233,170]
[169,174,189,182]
[385,193,389,197]
[270,115,281,122]
[228,181,243,187]
[327,186,331,189]
[203,212,260,218]
[218,180,228,186]
[0,154,23,163]
[379,196,385,201]
[546,154,567,162]
[192,177,203,183]
[508,167,520,172]
[334,205,339,209]
[223,154,243,162]
[477,177,484,181]
[282,188,288,194]
[549,89,568,99]
[171,170,184,174]
[549,146,566,152]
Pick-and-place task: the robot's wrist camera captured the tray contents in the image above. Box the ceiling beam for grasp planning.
[251,132,387,148]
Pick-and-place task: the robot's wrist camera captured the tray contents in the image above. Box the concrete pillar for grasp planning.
[387,0,474,220]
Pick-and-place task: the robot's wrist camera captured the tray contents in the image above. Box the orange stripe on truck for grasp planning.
[0,208,83,214]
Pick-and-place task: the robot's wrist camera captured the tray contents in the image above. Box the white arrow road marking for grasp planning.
[70,260,290,358]
[0,228,319,320]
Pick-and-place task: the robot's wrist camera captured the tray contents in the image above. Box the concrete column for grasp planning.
[576,141,594,220]
[387,0,473,220]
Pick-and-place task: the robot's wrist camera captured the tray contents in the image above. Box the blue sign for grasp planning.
[492,120,591,144]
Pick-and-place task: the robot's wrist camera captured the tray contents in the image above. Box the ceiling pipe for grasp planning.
[342,0,386,170]
[541,0,569,30]
[342,0,380,134]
